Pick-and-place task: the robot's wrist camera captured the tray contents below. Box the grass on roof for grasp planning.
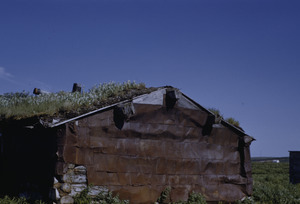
[0,81,155,120]
[208,107,241,128]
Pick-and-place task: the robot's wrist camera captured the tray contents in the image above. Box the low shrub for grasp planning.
[186,192,207,204]
[252,162,300,204]
[157,186,172,203]
[0,195,45,204]
[73,186,129,204]
[156,187,207,204]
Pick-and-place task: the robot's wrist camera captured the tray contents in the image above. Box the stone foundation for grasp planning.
[52,163,108,204]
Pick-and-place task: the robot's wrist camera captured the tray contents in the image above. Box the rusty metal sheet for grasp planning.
[59,100,253,203]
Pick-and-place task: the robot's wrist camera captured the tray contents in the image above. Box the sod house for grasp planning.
[0,86,254,203]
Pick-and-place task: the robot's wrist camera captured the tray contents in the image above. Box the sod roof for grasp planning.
[0,81,157,121]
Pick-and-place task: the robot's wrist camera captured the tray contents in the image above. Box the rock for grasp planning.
[69,184,87,196]
[61,183,71,193]
[49,188,60,201]
[74,166,87,175]
[54,177,59,184]
[54,183,61,189]
[72,174,87,184]
[55,188,60,200]
[62,172,86,184]
[53,177,61,188]
[60,195,74,204]
[88,186,108,196]
[67,164,75,169]
[62,173,73,183]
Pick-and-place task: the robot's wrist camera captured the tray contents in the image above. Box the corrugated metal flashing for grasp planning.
[47,87,170,127]
[49,100,130,128]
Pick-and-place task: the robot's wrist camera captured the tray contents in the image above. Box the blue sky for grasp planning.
[1,0,300,157]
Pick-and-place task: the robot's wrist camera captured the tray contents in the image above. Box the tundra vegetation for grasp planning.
[251,162,300,203]
[208,108,240,128]
[0,81,154,120]
[0,81,239,128]
[0,82,241,129]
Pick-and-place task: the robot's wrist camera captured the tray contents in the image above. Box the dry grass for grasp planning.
[0,81,155,120]
[208,108,241,128]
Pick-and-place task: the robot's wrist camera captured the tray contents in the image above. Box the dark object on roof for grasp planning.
[290,151,300,184]
[0,87,254,203]
[72,83,82,93]
[33,88,50,95]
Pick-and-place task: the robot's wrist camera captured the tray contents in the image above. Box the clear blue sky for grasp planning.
[1,0,300,157]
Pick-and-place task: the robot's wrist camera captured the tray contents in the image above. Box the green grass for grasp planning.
[156,187,207,204]
[208,107,241,128]
[73,187,129,204]
[0,195,45,204]
[0,81,155,120]
[251,162,300,203]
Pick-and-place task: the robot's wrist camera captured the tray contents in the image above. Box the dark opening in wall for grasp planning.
[113,106,126,130]
[0,132,3,154]
[113,103,135,130]
[202,115,215,136]
[238,137,246,177]
[0,121,57,201]
[0,132,3,186]
[165,90,177,110]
